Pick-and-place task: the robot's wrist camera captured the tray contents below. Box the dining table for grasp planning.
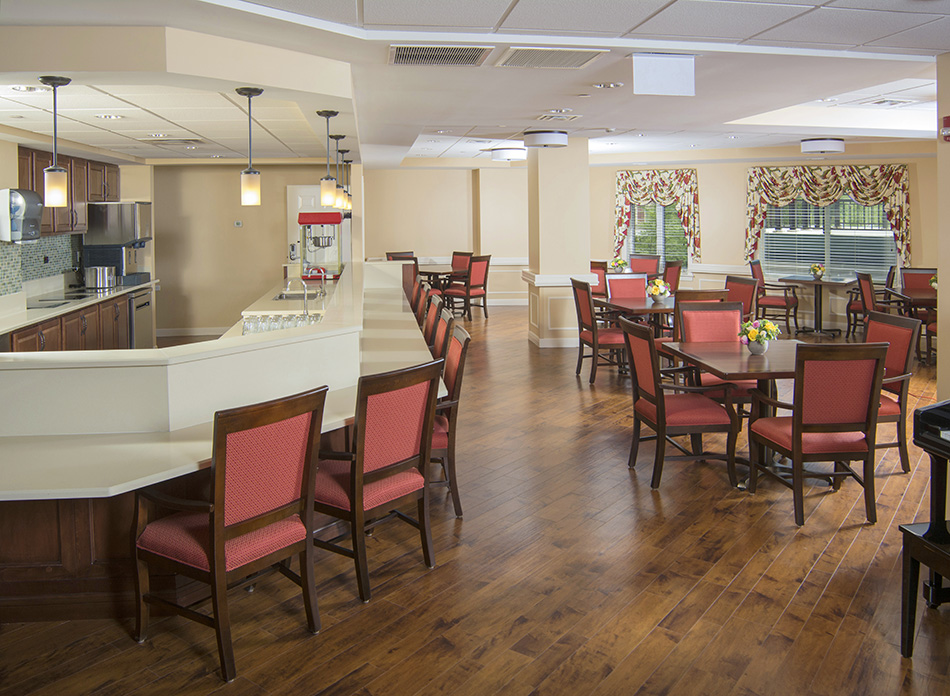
[778,275,855,338]
[418,263,464,291]
[594,295,674,336]
[891,286,937,319]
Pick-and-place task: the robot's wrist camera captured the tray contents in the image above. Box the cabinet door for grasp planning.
[37,318,62,351]
[31,150,54,234]
[62,310,84,350]
[104,165,120,201]
[88,162,106,203]
[70,158,88,232]
[113,299,129,349]
[18,149,33,190]
[81,305,100,350]
[99,301,116,349]
[11,325,41,352]
[100,299,129,349]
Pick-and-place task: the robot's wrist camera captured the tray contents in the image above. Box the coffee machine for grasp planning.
[0,189,42,243]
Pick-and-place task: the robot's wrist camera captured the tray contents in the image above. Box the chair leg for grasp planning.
[628,417,642,468]
[792,459,805,526]
[481,296,488,319]
[589,342,598,384]
[650,427,666,489]
[748,438,761,494]
[792,304,799,332]
[210,571,236,682]
[418,493,435,569]
[299,547,320,634]
[901,547,920,658]
[897,417,911,473]
[133,553,150,643]
[725,428,738,488]
[465,297,472,322]
[351,511,372,603]
[575,342,585,376]
[863,456,877,524]
[445,441,462,518]
[689,433,703,456]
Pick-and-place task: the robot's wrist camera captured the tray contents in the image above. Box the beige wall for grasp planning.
[0,140,18,189]
[153,163,324,331]
[938,53,950,398]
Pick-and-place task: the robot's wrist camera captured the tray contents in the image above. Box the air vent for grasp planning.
[496,47,607,70]
[853,97,917,108]
[138,138,205,146]
[389,45,492,67]
[535,113,582,122]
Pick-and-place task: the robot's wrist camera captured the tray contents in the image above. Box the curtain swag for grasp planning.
[744,164,910,265]
[613,169,701,262]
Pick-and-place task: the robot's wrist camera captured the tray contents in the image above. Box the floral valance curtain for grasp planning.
[744,164,910,265]
[613,169,700,261]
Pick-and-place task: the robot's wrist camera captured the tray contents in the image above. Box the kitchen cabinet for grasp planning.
[88,161,105,202]
[105,164,120,201]
[99,297,129,349]
[11,317,62,352]
[18,147,107,234]
[69,157,88,232]
[28,149,54,234]
[62,304,100,350]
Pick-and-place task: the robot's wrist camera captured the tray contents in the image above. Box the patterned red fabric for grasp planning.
[445,287,485,297]
[314,458,424,511]
[137,513,306,572]
[424,303,439,339]
[878,392,900,417]
[432,414,449,449]
[607,275,647,299]
[580,329,625,345]
[858,276,877,311]
[750,261,765,290]
[223,413,311,527]
[627,332,656,398]
[751,417,869,454]
[866,320,914,376]
[802,359,876,424]
[663,264,682,293]
[635,393,731,426]
[363,382,428,473]
[470,259,489,285]
[613,169,701,262]
[451,253,470,271]
[725,281,757,317]
[574,284,594,329]
[699,373,756,398]
[433,319,449,358]
[758,295,798,308]
[429,287,442,296]
[628,258,659,274]
[591,267,607,295]
[902,270,933,290]
[444,338,463,396]
[680,310,741,342]
[928,322,937,334]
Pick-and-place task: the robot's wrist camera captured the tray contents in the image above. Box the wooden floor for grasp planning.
[2,307,948,695]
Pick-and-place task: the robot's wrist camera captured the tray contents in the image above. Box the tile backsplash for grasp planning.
[0,235,80,296]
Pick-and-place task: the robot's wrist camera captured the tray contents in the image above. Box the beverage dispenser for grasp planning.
[0,189,42,243]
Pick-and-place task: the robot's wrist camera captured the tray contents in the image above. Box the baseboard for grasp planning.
[489,298,528,306]
[157,327,227,338]
[527,330,577,348]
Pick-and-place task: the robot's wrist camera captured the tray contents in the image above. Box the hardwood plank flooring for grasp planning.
[2,307,948,695]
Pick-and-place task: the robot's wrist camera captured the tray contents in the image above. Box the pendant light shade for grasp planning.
[236,87,263,206]
[524,130,568,148]
[39,76,71,208]
[317,110,338,207]
[331,134,345,209]
[342,155,353,211]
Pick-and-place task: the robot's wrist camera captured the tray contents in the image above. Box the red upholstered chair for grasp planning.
[621,317,740,488]
[656,289,730,347]
[748,343,888,526]
[133,386,329,682]
[314,360,442,602]
[724,275,759,322]
[663,261,683,294]
[572,278,626,384]
[409,279,424,314]
[386,251,415,260]
[430,307,455,361]
[925,319,937,365]
[901,267,937,326]
[864,311,921,473]
[606,273,648,299]
[430,324,472,518]
[749,259,798,333]
[847,266,897,336]
[628,254,661,275]
[422,295,444,347]
[415,284,436,326]
[445,254,490,320]
[590,260,609,299]
[450,251,473,280]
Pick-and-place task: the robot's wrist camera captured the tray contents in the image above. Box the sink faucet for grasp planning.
[284,276,308,316]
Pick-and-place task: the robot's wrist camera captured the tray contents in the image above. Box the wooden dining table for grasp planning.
[778,275,855,337]
[594,295,674,335]
[418,263,464,290]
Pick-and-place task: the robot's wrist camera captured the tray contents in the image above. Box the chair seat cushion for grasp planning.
[580,328,625,346]
[635,393,731,427]
[759,295,798,308]
[137,513,306,572]
[750,417,868,454]
[432,414,449,450]
[699,373,756,399]
[878,392,901,418]
[927,322,937,334]
[315,458,425,512]
[429,288,442,296]
[847,300,863,312]
[445,287,486,298]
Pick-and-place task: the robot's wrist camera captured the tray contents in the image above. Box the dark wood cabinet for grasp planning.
[62,305,100,350]
[70,157,88,232]
[28,149,55,234]
[11,317,62,352]
[88,161,105,202]
[18,147,112,234]
[105,164,120,201]
[99,297,129,350]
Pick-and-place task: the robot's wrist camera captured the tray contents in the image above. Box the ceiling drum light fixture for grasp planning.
[801,137,845,154]
[330,134,346,209]
[317,110,338,207]
[235,87,263,206]
[523,130,568,148]
[38,76,71,209]
[490,146,527,161]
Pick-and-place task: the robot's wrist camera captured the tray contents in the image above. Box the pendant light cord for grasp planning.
[51,84,58,167]
[246,93,252,170]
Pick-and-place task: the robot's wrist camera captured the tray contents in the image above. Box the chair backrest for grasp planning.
[415,283,433,325]
[451,251,473,272]
[443,324,472,408]
[678,302,744,343]
[607,273,648,299]
[864,311,921,394]
[674,289,730,303]
[354,360,442,483]
[590,260,609,298]
[663,261,683,294]
[886,265,897,289]
[619,317,662,408]
[212,386,327,534]
[749,259,766,296]
[724,275,758,320]
[431,308,455,360]
[409,279,423,312]
[466,255,491,290]
[628,254,661,275]
[901,267,937,291]
[856,272,878,313]
[386,251,415,260]
[423,295,444,346]
[792,343,887,438]
[402,262,417,300]
[571,278,597,335]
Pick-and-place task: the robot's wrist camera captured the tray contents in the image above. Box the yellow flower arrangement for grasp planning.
[647,278,671,298]
[739,319,780,345]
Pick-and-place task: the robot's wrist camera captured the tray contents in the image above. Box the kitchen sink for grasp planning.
[273,292,308,301]
[27,300,69,309]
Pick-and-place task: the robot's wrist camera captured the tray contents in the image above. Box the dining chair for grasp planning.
[749,259,798,333]
[924,319,937,365]
[386,251,415,260]
[606,273,648,299]
[628,254,661,275]
[422,294,444,347]
[846,266,898,336]
[445,254,490,320]
[571,278,626,384]
[133,386,328,682]
[450,251,473,277]
[409,278,423,313]
[430,324,472,518]
[430,307,455,361]
[724,275,759,321]
[864,311,921,473]
[747,342,888,526]
[900,266,937,326]
[590,260,609,299]
[654,289,730,352]
[856,271,908,320]
[313,359,442,602]
[620,317,740,489]
[663,261,683,294]
[414,283,435,326]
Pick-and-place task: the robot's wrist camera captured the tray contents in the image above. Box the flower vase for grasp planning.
[747,340,768,355]
[651,294,668,304]
[812,271,824,280]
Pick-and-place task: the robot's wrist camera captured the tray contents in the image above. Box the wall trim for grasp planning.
[490,298,528,306]
[522,270,596,287]
[527,330,577,348]
[689,262,748,275]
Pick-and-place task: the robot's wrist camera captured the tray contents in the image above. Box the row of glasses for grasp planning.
[242,314,320,335]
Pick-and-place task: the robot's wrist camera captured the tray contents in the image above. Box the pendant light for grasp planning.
[341,152,353,211]
[235,87,263,206]
[330,134,346,209]
[38,76,71,208]
[317,110,338,207]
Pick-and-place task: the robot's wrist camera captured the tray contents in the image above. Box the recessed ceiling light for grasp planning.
[727,135,739,140]
[637,133,645,137]
[548,108,573,114]
[605,128,616,133]
[817,97,838,103]
[148,133,168,138]
[435,129,451,134]
[426,139,439,143]
[593,82,623,89]
[577,94,591,98]
[11,85,48,93]
[690,144,699,148]
[606,142,617,146]
[185,146,197,150]
[210,154,223,158]
[95,114,123,120]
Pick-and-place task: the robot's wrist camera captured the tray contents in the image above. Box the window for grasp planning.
[760,196,896,282]
[626,203,689,271]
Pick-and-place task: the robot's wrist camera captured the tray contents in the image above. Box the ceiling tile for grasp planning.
[865,16,950,51]
[123,93,237,109]
[362,0,511,29]
[754,7,943,44]
[626,0,812,40]
[829,0,950,14]
[501,0,669,35]
[243,0,359,25]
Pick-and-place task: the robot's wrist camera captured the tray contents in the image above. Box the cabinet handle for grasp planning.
[114,304,120,319]
[39,331,45,351]
[81,315,87,335]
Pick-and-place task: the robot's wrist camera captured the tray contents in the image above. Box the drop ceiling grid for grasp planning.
[498,0,670,35]
[626,0,814,40]
[866,16,950,50]
[361,0,512,29]
[754,6,943,44]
